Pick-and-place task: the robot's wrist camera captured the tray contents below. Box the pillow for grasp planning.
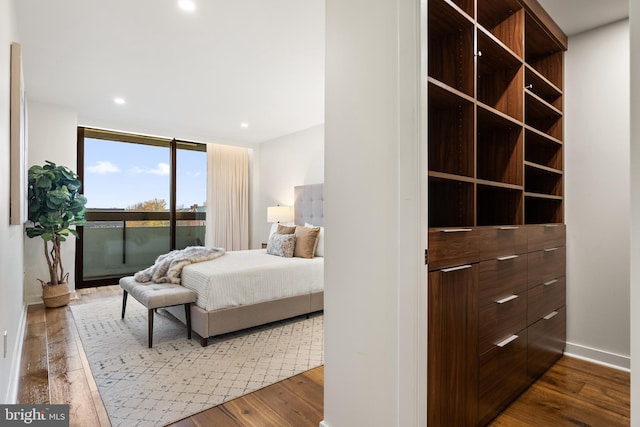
[294,225,320,258]
[276,224,296,235]
[266,233,296,257]
[268,221,294,240]
[305,222,324,257]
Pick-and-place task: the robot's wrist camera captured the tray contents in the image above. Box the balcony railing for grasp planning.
[79,210,205,283]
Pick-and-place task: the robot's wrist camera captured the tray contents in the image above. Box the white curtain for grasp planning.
[205,144,249,250]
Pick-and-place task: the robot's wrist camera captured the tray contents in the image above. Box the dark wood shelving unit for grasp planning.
[427,0,567,425]
[477,0,524,58]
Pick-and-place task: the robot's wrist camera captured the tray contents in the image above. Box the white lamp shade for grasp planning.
[267,205,293,223]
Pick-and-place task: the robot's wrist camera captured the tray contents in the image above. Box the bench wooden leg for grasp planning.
[148,308,154,348]
[122,291,128,319]
[200,337,208,347]
[185,303,192,340]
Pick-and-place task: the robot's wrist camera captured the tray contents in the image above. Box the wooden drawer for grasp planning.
[479,292,527,355]
[528,306,566,381]
[478,329,528,426]
[428,265,479,427]
[428,227,483,270]
[478,255,527,308]
[527,246,565,288]
[528,277,566,325]
[478,226,528,260]
[527,223,566,251]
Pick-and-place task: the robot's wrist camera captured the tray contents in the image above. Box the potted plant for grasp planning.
[25,161,87,308]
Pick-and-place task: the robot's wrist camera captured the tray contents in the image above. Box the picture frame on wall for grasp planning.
[10,41,27,225]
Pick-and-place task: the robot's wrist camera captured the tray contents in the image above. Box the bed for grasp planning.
[166,183,324,346]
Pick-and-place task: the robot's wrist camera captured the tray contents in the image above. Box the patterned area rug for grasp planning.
[70,294,324,427]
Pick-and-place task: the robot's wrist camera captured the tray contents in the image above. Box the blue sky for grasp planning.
[83,138,206,210]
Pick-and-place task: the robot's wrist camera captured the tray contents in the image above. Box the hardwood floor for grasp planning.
[17,286,629,427]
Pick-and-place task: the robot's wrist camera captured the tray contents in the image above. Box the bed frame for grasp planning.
[167,183,324,346]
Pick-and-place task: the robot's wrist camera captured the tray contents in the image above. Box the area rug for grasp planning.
[70,293,324,427]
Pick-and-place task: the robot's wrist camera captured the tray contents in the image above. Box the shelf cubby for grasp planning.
[525,65,562,110]
[428,176,475,228]
[525,91,563,140]
[449,0,475,18]
[525,163,563,196]
[477,30,524,121]
[477,184,523,226]
[525,13,564,90]
[477,0,524,58]
[428,81,475,177]
[477,106,524,186]
[525,195,563,224]
[525,128,562,170]
[429,0,475,96]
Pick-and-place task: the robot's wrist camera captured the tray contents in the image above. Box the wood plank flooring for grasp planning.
[17,286,629,427]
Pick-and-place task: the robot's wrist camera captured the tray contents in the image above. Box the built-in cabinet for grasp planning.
[427,0,567,425]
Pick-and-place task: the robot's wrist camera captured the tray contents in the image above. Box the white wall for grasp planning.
[252,124,324,246]
[23,101,79,303]
[564,20,630,369]
[323,0,424,425]
[629,1,639,422]
[0,0,28,403]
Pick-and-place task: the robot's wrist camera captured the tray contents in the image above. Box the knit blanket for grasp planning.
[134,246,225,284]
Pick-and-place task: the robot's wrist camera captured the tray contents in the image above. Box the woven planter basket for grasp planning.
[42,282,71,308]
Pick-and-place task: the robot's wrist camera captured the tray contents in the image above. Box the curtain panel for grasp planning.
[206,144,249,250]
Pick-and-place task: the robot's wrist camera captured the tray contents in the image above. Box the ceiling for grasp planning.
[14,0,628,145]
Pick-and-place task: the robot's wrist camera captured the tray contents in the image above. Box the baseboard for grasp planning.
[4,303,28,403]
[565,341,630,371]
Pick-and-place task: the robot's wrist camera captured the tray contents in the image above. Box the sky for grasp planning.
[83,138,206,210]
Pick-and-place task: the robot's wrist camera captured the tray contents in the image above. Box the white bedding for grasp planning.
[181,249,324,311]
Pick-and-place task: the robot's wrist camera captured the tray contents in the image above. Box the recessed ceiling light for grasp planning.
[178,0,196,12]
[114,97,126,105]
[240,122,249,128]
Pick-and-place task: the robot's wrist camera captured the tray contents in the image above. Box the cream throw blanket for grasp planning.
[134,246,225,284]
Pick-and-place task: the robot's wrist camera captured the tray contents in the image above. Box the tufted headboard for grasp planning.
[294,183,324,226]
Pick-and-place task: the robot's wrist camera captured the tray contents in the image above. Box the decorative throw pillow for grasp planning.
[276,224,296,235]
[294,225,320,258]
[266,233,296,257]
[305,222,324,257]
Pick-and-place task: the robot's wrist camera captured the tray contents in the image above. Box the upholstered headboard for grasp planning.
[294,183,323,226]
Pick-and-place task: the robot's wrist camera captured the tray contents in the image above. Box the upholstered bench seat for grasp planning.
[119,276,197,348]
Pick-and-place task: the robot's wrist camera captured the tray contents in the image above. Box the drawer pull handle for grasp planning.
[544,279,558,286]
[441,228,472,233]
[544,247,559,252]
[441,264,472,273]
[496,335,519,348]
[496,295,518,304]
[543,311,559,320]
[498,226,519,230]
[497,255,518,261]
[544,224,560,228]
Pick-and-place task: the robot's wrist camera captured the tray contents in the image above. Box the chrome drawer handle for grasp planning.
[496,295,518,304]
[498,226,519,230]
[441,264,472,273]
[497,255,518,261]
[441,228,472,233]
[544,247,559,252]
[496,335,519,348]
[543,311,559,320]
[544,224,560,227]
[544,279,558,286]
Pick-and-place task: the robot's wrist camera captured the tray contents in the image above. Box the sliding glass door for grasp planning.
[76,128,206,288]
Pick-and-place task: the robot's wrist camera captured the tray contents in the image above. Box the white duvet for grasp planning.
[180,249,324,311]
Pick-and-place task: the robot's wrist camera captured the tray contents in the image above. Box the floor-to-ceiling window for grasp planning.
[76,127,207,288]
